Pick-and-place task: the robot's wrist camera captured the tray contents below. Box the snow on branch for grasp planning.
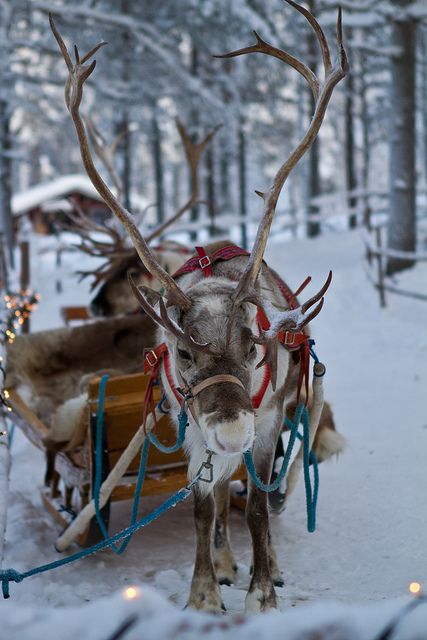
[34,1,226,110]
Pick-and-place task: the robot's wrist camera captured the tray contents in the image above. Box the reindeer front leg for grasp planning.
[214,480,238,585]
[245,415,282,613]
[187,487,226,613]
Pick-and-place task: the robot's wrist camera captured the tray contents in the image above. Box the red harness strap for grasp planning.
[173,244,250,279]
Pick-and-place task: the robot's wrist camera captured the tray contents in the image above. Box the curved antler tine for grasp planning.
[49,14,73,72]
[283,0,332,74]
[299,297,324,329]
[127,275,164,326]
[300,270,332,314]
[214,30,319,102]
[81,41,108,64]
[73,45,80,65]
[337,7,349,73]
[254,334,279,391]
[159,298,211,353]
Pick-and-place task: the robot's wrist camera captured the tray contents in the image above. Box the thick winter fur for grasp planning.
[6,314,156,422]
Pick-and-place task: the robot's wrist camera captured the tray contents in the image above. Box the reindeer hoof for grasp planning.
[245,586,277,613]
[273,577,284,588]
[187,587,226,614]
[214,549,238,586]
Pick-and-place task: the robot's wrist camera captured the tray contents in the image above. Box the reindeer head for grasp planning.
[166,279,259,454]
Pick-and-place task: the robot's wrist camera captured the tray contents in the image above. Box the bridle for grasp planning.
[177,372,247,428]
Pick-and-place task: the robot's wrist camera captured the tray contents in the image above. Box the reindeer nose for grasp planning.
[214,431,253,454]
[204,411,255,456]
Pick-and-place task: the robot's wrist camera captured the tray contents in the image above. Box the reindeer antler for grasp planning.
[216,0,346,357]
[49,13,192,310]
[84,115,127,203]
[61,197,135,291]
[146,119,221,242]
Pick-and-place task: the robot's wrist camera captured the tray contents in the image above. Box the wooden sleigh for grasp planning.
[9,367,246,549]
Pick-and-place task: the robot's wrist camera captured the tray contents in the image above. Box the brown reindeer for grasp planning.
[51,0,347,612]
[66,117,219,316]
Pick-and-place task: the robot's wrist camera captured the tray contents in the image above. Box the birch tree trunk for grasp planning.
[387,0,417,275]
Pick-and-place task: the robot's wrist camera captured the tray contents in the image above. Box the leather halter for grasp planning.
[182,374,245,400]
[177,373,247,430]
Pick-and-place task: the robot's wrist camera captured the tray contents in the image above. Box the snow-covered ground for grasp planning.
[1,228,427,638]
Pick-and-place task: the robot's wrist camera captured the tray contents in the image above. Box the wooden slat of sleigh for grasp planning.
[61,306,91,324]
[88,373,186,470]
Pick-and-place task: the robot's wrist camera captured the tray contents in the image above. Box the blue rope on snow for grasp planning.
[0,480,197,598]
[244,402,319,533]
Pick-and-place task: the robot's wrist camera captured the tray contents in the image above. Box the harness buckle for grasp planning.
[283,331,296,346]
[145,350,158,368]
[196,449,214,483]
[198,255,211,270]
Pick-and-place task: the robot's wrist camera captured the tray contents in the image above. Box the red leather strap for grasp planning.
[195,247,214,277]
[173,244,250,279]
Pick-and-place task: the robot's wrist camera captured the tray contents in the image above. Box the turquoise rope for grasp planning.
[244,403,319,532]
[93,375,150,554]
[146,405,188,453]
[0,478,197,598]
[93,376,188,554]
[7,422,15,447]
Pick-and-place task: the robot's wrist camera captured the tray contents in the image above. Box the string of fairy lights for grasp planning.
[0,289,40,416]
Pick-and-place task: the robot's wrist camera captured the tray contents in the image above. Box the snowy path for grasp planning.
[1,230,426,629]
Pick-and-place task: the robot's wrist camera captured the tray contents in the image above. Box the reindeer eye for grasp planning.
[248,343,256,358]
[178,348,192,361]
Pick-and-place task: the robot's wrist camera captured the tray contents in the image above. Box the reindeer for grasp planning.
[65,117,219,317]
[51,0,347,613]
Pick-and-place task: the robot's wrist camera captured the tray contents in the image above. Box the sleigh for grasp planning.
[8,372,193,547]
[6,317,245,548]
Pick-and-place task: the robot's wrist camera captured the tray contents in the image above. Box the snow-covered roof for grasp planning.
[12,173,150,218]
[11,174,103,216]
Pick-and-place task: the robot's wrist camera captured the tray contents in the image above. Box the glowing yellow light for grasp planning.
[409,582,422,595]
[7,407,12,412]
[4,390,9,398]
[123,586,140,600]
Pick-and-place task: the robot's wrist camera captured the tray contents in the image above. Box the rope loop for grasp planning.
[244,402,319,532]
[1,569,23,599]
